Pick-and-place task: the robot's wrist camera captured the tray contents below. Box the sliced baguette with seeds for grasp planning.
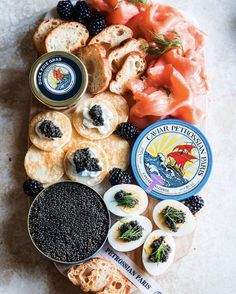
[89,25,133,50]
[109,52,146,95]
[33,18,64,54]
[45,22,89,52]
[108,38,148,72]
[76,44,112,94]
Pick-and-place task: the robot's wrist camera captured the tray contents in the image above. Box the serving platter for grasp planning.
[26,1,209,293]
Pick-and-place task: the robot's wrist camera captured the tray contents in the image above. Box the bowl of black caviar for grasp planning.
[27,181,111,264]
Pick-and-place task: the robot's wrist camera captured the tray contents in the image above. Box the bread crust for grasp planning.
[109,52,147,95]
[45,22,89,52]
[89,25,133,50]
[76,44,112,94]
[33,18,64,54]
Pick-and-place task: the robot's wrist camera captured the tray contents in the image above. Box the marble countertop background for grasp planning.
[0,0,236,293]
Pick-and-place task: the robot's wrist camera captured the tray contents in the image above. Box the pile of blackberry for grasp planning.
[23,179,44,197]
[116,122,139,141]
[184,195,204,214]
[89,104,104,126]
[119,220,143,241]
[73,148,101,173]
[57,0,106,35]
[108,168,132,186]
[149,236,171,263]
[38,120,63,139]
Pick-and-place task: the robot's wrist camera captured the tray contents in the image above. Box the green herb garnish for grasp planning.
[161,206,186,232]
[119,220,143,241]
[149,237,171,263]
[114,190,139,208]
[147,32,183,56]
[115,0,147,8]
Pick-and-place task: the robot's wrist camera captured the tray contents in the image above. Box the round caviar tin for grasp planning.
[29,51,88,109]
[27,181,111,265]
[131,119,212,200]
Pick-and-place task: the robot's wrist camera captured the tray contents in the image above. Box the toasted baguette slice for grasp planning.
[33,18,64,54]
[108,38,148,72]
[89,25,133,50]
[76,44,112,94]
[97,269,131,294]
[45,22,89,52]
[67,258,116,292]
[109,53,146,95]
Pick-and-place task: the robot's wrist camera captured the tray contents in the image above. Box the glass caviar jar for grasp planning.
[29,51,88,109]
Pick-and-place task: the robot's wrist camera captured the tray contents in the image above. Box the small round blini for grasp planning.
[64,141,108,186]
[96,134,130,171]
[24,145,64,184]
[29,111,72,152]
[153,200,196,237]
[73,98,118,140]
[93,91,129,124]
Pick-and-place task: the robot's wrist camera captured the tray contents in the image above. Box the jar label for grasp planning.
[131,120,212,200]
[36,56,83,101]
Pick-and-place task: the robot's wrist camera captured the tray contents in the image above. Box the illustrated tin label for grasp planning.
[131,120,212,200]
[36,56,82,101]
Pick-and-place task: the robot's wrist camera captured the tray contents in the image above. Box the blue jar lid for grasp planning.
[131,119,212,200]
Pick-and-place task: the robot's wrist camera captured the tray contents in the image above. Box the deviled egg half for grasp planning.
[142,230,175,276]
[108,215,152,252]
[104,184,148,217]
[153,200,196,237]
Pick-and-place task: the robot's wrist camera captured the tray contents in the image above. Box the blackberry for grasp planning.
[108,168,132,185]
[116,122,139,140]
[184,195,204,214]
[73,148,101,173]
[89,104,104,126]
[38,120,63,139]
[87,14,106,36]
[57,0,74,20]
[23,179,44,197]
[73,1,93,23]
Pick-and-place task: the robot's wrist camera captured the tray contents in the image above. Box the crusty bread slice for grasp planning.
[89,25,133,50]
[45,22,89,52]
[108,38,148,72]
[109,52,146,95]
[97,269,131,294]
[67,258,116,292]
[33,18,64,54]
[76,44,112,94]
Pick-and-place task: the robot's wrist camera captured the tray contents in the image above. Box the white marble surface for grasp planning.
[0,0,236,293]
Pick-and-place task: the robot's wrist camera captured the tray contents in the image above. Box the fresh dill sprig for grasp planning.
[149,238,171,263]
[119,225,143,241]
[147,32,183,56]
[161,206,186,232]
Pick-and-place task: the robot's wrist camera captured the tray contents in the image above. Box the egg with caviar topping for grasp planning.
[108,216,152,252]
[142,230,175,276]
[103,184,148,217]
[153,200,196,237]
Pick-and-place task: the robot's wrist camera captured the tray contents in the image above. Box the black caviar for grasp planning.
[119,220,143,242]
[28,182,110,262]
[114,190,139,208]
[38,120,63,139]
[73,148,102,173]
[149,236,171,263]
[89,104,104,126]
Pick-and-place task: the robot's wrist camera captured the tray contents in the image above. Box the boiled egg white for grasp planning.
[104,184,148,217]
[153,200,196,237]
[142,230,175,276]
[108,215,152,252]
